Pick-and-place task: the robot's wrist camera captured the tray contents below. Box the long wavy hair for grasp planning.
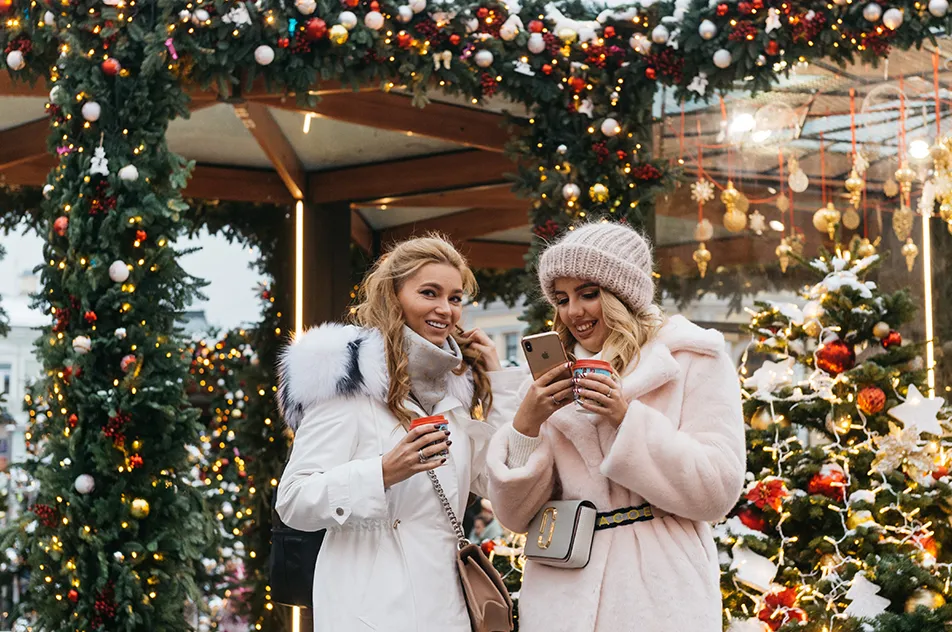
[553,289,664,376]
[351,236,493,427]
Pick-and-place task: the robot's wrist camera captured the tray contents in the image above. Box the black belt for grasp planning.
[594,503,659,531]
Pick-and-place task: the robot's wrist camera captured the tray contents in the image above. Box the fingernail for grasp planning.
[444,430,451,436]
[446,440,453,446]
[440,458,447,463]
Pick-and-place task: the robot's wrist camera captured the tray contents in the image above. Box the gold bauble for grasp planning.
[721,180,740,212]
[856,237,877,259]
[884,178,900,198]
[130,498,150,519]
[750,406,789,430]
[893,206,915,241]
[847,509,875,529]
[813,202,840,240]
[557,27,577,43]
[845,169,864,209]
[803,319,822,338]
[895,160,916,195]
[931,143,951,165]
[940,202,952,223]
[873,321,891,339]
[905,588,946,613]
[693,243,712,278]
[589,183,609,203]
[842,207,861,231]
[902,238,919,272]
[329,24,349,44]
[723,209,747,233]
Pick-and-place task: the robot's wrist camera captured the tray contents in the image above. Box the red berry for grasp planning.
[717,3,729,16]
[541,64,553,74]
[68,414,78,428]
[449,33,461,45]
[476,7,489,18]
[528,19,544,33]
[397,32,412,48]
[766,40,780,55]
[102,58,121,76]
[603,25,616,38]
[278,37,290,48]
[68,589,79,603]
[136,229,147,242]
[343,0,359,6]
[305,17,327,40]
[645,67,657,79]
[370,0,380,9]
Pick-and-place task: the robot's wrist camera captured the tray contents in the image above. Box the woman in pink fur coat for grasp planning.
[485,223,746,632]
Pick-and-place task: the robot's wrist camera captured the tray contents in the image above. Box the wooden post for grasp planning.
[294,201,353,329]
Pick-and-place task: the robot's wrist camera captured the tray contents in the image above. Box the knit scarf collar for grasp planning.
[403,325,462,415]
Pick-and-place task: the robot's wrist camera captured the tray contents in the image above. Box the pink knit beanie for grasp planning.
[538,223,655,313]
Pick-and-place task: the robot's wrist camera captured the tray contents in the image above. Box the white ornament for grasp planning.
[338,11,358,29]
[464,17,479,32]
[844,573,891,618]
[849,489,876,505]
[222,502,235,517]
[600,117,621,137]
[766,7,782,32]
[713,48,732,68]
[688,73,708,96]
[109,261,130,283]
[5,51,25,72]
[930,0,949,17]
[222,3,252,25]
[193,8,210,23]
[433,50,452,70]
[364,11,385,29]
[513,60,535,76]
[49,85,64,104]
[528,32,546,54]
[730,543,777,592]
[557,144,568,154]
[562,183,581,201]
[789,168,809,193]
[42,184,54,199]
[118,164,139,182]
[474,50,494,68]
[882,7,903,28]
[744,358,796,396]
[694,218,715,242]
[43,10,55,25]
[577,99,594,118]
[397,6,413,23]
[889,384,945,436]
[749,210,766,235]
[254,45,275,66]
[629,33,650,54]
[863,3,882,21]
[72,336,92,355]
[294,0,317,15]
[115,328,127,340]
[82,101,102,122]
[500,22,519,41]
[691,179,715,205]
[699,19,717,40]
[409,0,426,13]
[74,474,95,495]
[651,24,669,44]
[179,9,191,21]
[578,26,597,42]
[89,145,109,177]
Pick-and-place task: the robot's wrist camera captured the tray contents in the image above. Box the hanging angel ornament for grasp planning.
[89,144,109,177]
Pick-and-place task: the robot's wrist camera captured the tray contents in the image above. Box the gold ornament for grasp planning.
[873,321,891,339]
[902,238,919,272]
[893,206,914,241]
[813,202,841,240]
[693,243,712,278]
[895,160,916,196]
[940,202,952,223]
[905,588,946,613]
[329,24,349,44]
[737,192,750,214]
[721,180,740,213]
[750,406,789,430]
[130,498,150,519]
[932,143,951,166]
[558,27,577,43]
[845,169,864,209]
[589,183,609,203]
[842,207,861,231]
[847,509,876,530]
[818,553,839,570]
[803,319,821,338]
[776,239,793,273]
[883,178,900,198]
[723,209,747,232]
[776,195,790,213]
[856,237,877,259]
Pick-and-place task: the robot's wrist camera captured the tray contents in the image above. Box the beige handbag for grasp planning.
[427,470,514,632]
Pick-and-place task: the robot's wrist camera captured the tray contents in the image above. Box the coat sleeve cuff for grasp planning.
[506,426,543,468]
[328,456,388,525]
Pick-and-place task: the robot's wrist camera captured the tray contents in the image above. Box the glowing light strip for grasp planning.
[923,211,936,397]
[292,606,301,632]
[295,200,304,335]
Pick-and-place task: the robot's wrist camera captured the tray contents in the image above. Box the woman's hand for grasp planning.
[461,328,503,371]
[575,372,629,427]
[381,424,451,489]
[512,362,574,438]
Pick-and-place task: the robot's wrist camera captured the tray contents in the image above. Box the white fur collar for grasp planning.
[276,323,475,430]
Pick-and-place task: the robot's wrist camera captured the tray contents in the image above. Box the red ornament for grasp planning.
[54,216,69,237]
[603,25,616,38]
[881,330,902,349]
[807,463,846,502]
[397,32,412,48]
[476,7,489,18]
[278,37,290,48]
[753,0,764,8]
[480,539,495,555]
[68,414,78,428]
[343,0,359,6]
[737,506,767,532]
[68,589,79,603]
[136,229,147,242]
[933,464,949,480]
[120,354,137,373]
[541,63,553,74]
[645,67,657,79]
[568,76,586,93]
[816,339,855,376]
[305,18,328,40]
[739,2,753,13]
[717,3,729,15]
[0,0,13,14]
[370,0,380,9]
[745,477,788,512]
[857,386,886,415]
[765,40,780,55]
[449,33,461,45]
[758,588,805,631]
[129,454,144,469]
[528,19,544,33]
[101,58,121,76]
[616,150,627,161]
[914,531,938,558]
[84,311,97,324]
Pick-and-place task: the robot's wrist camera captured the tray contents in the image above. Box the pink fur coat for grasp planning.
[486,315,746,632]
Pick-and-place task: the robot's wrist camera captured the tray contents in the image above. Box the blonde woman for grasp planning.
[275,236,518,632]
[486,223,746,632]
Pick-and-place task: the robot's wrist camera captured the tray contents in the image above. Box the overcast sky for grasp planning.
[0,227,267,331]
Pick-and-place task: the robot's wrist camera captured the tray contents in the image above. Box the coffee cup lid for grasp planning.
[574,359,612,370]
[410,414,448,427]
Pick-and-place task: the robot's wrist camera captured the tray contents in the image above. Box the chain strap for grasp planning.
[426,469,470,549]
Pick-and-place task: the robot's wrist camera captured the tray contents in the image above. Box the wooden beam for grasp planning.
[0,74,46,98]
[233,102,307,201]
[363,183,522,209]
[263,92,512,152]
[309,150,514,204]
[382,207,529,244]
[0,118,49,170]
[459,240,528,269]
[351,209,374,254]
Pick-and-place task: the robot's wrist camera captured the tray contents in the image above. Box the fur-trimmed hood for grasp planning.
[276,323,475,430]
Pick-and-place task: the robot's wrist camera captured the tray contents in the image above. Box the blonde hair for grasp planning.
[351,236,492,427]
[553,288,664,375]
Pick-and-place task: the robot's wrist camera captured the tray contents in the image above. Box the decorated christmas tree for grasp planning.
[718,248,952,632]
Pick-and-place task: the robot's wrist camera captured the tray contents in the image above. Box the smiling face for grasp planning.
[553,277,609,354]
[396,262,465,346]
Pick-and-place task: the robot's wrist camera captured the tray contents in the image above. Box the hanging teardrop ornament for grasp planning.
[893,205,915,241]
[901,237,919,272]
[721,180,740,214]
[845,169,864,209]
[895,161,916,197]
[693,242,712,278]
[776,238,792,273]
[856,237,877,258]
[842,207,861,230]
